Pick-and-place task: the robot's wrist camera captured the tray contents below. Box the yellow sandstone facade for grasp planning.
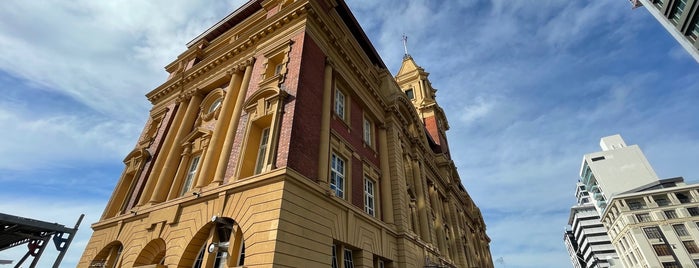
[78,0,493,267]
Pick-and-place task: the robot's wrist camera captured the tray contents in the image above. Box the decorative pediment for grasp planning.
[123,148,150,175]
[181,127,213,145]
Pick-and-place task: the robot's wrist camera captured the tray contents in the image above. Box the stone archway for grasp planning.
[177,217,244,268]
[134,238,167,266]
[91,241,123,268]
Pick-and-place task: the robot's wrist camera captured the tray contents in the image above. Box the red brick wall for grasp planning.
[352,157,364,209]
[328,72,380,211]
[286,33,324,180]
[127,101,178,209]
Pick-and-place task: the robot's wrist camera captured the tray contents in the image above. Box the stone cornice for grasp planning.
[146,3,308,104]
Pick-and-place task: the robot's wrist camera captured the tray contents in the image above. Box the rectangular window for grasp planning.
[676,192,692,203]
[674,224,690,236]
[254,127,271,175]
[670,0,687,24]
[180,155,201,196]
[363,117,373,146]
[688,207,699,216]
[644,227,663,239]
[364,178,375,216]
[654,195,670,206]
[665,210,678,219]
[636,213,652,222]
[684,241,699,254]
[274,63,284,76]
[662,262,680,268]
[378,260,385,268]
[628,198,646,210]
[331,244,338,268]
[343,249,354,268]
[405,88,414,99]
[330,154,345,198]
[689,15,699,40]
[334,89,346,120]
[654,244,673,256]
[653,0,664,8]
[591,156,606,161]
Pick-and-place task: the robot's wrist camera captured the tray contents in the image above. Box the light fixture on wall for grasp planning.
[192,191,201,198]
[207,241,229,254]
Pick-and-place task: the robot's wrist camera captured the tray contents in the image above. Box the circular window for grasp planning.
[208,98,222,113]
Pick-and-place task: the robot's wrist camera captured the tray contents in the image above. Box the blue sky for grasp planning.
[1,0,698,267]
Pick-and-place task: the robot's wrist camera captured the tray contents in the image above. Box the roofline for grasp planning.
[186,0,263,48]
[601,176,688,219]
[335,0,387,69]
[185,0,386,70]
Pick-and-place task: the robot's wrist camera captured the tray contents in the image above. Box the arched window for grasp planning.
[91,242,123,268]
[200,88,225,122]
[208,98,223,113]
[180,217,245,268]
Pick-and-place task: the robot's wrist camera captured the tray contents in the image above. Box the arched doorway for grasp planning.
[178,217,244,268]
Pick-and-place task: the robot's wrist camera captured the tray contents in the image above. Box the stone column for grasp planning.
[411,158,431,243]
[102,168,129,218]
[197,70,243,186]
[148,92,203,204]
[137,99,188,205]
[211,61,254,184]
[317,60,333,186]
[378,125,394,224]
[166,148,191,199]
[449,200,468,267]
[430,185,447,254]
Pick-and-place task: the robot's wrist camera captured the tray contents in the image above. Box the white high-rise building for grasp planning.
[580,134,659,214]
[565,134,659,268]
[566,182,620,268]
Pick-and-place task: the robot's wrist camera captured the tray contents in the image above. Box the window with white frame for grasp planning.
[636,213,651,222]
[664,210,678,219]
[343,249,354,268]
[674,224,690,236]
[330,154,345,198]
[644,226,662,239]
[180,155,201,196]
[364,178,375,216]
[363,117,373,146]
[334,89,346,120]
[254,127,271,175]
[331,244,338,268]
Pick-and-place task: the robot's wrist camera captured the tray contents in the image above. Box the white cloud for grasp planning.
[456,96,497,124]
[0,106,140,171]
[0,0,246,121]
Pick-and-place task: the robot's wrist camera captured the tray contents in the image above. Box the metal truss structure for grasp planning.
[0,213,84,268]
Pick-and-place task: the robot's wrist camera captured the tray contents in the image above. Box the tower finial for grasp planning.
[402,34,410,58]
